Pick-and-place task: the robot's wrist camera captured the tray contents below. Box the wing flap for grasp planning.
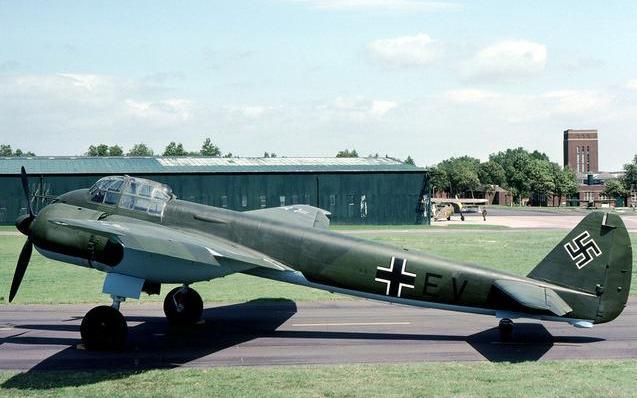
[494,279,573,316]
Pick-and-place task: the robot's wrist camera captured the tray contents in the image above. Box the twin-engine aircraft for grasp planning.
[10,169,632,350]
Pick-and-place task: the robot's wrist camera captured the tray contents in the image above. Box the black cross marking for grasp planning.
[564,231,602,269]
[375,257,416,297]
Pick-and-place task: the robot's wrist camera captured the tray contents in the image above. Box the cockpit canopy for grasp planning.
[89,176,174,217]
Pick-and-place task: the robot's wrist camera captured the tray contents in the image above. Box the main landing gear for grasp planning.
[498,318,514,342]
[79,286,203,350]
[163,285,203,325]
[80,296,127,350]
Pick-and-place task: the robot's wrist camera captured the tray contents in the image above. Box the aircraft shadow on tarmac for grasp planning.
[1,299,603,390]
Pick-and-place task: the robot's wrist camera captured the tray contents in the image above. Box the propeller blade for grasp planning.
[20,166,34,218]
[9,239,33,303]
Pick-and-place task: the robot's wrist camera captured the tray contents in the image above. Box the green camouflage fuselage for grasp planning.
[31,188,632,326]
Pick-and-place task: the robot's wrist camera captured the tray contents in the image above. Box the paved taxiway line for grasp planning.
[1,298,636,371]
[291,321,411,327]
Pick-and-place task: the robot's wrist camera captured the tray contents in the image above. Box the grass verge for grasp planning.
[1,360,636,397]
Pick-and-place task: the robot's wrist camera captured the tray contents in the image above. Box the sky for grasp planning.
[1,0,636,169]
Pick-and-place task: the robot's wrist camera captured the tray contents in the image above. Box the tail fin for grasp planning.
[528,212,632,323]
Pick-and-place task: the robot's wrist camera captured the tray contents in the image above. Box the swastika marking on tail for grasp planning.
[564,231,602,269]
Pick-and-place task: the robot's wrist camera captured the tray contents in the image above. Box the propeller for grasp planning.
[10,166,36,302]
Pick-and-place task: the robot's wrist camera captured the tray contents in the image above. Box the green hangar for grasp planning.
[0,157,429,225]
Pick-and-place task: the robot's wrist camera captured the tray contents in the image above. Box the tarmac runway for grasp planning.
[1,299,636,372]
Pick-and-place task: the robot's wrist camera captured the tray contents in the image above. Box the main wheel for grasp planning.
[80,305,127,350]
[498,318,513,342]
[164,286,203,325]
[460,215,465,221]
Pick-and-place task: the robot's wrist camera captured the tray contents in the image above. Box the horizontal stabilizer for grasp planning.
[494,279,573,316]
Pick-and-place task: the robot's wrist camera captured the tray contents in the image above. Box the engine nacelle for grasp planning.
[30,203,124,268]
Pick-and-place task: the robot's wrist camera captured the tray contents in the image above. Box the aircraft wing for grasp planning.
[246,205,331,229]
[47,217,294,274]
[493,279,573,316]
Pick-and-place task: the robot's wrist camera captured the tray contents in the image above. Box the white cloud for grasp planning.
[443,88,613,122]
[125,99,195,123]
[370,100,398,115]
[368,34,441,66]
[287,0,460,12]
[318,97,398,120]
[627,79,637,90]
[462,40,547,81]
[444,89,501,104]
[223,105,279,119]
[0,74,205,154]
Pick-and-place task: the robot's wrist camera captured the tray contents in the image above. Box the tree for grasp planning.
[489,148,535,204]
[108,145,123,156]
[552,164,578,206]
[428,166,449,194]
[603,179,629,203]
[623,154,637,192]
[336,149,359,158]
[200,138,221,157]
[436,156,481,196]
[0,144,35,157]
[404,156,416,166]
[527,158,556,205]
[127,143,154,156]
[162,142,188,156]
[478,160,506,187]
[86,144,110,156]
[530,150,550,162]
[0,145,10,156]
[86,144,123,156]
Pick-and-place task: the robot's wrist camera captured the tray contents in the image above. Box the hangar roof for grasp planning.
[0,156,424,175]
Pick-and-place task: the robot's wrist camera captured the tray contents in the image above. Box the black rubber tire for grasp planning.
[164,287,203,325]
[446,216,451,221]
[80,305,127,350]
[461,215,465,221]
[498,319,513,342]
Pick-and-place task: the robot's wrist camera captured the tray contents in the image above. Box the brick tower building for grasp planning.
[563,129,599,176]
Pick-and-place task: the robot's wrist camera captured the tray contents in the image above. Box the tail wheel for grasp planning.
[164,286,203,325]
[498,318,513,342]
[80,305,127,350]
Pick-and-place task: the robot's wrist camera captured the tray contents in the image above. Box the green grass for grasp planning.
[1,229,636,304]
[1,361,636,397]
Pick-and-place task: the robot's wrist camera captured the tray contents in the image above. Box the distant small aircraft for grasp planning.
[10,169,632,350]
[432,197,488,221]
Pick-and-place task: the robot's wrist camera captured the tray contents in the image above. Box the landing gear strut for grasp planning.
[80,296,127,350]
[498,318,513,341]
[164,286,203,325]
